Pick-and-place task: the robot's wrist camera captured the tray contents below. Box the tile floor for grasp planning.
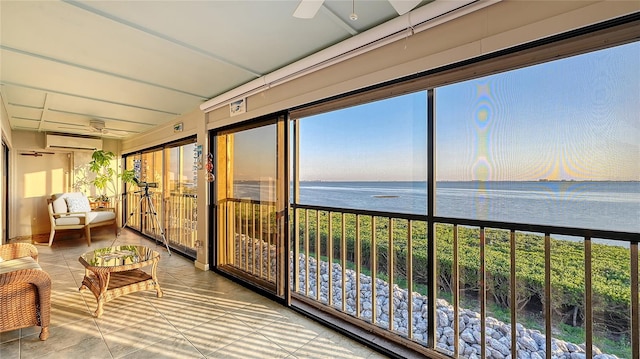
[1,229,388,359]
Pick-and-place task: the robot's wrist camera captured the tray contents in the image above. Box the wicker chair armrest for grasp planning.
[0,268,52,327]
[0,243,39,261]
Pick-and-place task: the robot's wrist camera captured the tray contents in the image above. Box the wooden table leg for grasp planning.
[151,257,163,298]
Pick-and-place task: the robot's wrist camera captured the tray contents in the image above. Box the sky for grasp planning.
[297,41,639,182]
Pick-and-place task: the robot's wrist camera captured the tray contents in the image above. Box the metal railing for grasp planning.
[124,191,198,257]
[220,198,277,283]
[289,204,640,359]
[165,193,197,255]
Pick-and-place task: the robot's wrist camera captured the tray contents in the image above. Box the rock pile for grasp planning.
[294,254,619,359]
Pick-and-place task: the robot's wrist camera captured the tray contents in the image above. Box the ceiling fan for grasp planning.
[58,119,130,137]
[293,0,422,19]
[21,151,54,157]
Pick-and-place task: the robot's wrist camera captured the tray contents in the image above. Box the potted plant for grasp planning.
[88,150,136,208]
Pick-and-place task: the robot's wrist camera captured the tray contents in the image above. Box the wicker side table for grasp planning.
[78,245,163,317]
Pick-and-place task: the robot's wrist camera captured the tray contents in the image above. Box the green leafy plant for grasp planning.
[88,150,136,202]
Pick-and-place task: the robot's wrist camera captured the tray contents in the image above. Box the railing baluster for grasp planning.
[233,201,238,266]
[356,214,361,319]
[480,227,486,359]
[252,203,256,275]
[372,216,377,325]
[585,236,593,359]
[545,233,552,359]
[510,230,517,359]
[316,209,321,301]
[388,217,394,332]
[328,212,333,307]
[453,224,460,356]
[305,209,310,297]
[293,206,298,292]
[631,242,639,359]
[341,213,347,313]
[260,204,264,280]
[244,202,249,272]
[407,221,413,340]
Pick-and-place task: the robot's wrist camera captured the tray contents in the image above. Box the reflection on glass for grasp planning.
[225,124,278,285]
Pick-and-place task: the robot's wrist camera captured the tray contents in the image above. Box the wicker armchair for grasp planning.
[0,243,51,340]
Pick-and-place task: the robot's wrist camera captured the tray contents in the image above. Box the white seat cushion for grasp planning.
[55,215,85,226]
[0,256,41,275]
[87,211,115,224]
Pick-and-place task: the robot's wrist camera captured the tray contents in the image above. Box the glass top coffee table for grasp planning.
[78,245,163,317]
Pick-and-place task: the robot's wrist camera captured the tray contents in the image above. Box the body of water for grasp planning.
[235,181,640,235]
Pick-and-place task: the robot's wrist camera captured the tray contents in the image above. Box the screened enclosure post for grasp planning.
[426,88,436,349]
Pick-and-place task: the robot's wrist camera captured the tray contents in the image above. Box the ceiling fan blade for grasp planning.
[293,0,324,19]
[388,0,422,15]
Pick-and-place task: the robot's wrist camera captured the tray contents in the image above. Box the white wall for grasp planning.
[6,130,111,239]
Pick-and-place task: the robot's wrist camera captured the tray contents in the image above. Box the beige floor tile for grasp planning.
[36,336,112,359]
[119,334,205,359]
[5,231,385,359]
[18,318,103,356]
[207,332,292,359]
[0,338,20,359]
[293,335,374,359]
[182,313,258,355]
[95,300,164,335]
[103,313,179,358]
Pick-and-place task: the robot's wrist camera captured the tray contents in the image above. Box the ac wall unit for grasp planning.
[45,134,102,151]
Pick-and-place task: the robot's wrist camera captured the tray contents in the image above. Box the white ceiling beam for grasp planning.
[1,45,208,100]
[38,93,51,132]
[64,0,264,79]
[0,81,181,116]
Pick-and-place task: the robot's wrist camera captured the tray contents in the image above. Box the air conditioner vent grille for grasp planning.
[45,134,102,151]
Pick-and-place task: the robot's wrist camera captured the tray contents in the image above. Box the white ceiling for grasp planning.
[1,0,433,139]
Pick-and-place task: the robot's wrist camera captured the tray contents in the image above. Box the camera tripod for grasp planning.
[116,183,171,255]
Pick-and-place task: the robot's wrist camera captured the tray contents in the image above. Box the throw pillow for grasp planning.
[65,197,91,213]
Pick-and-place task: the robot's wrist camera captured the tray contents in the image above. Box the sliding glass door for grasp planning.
[215,116,287,296]
[123,138,198,257]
